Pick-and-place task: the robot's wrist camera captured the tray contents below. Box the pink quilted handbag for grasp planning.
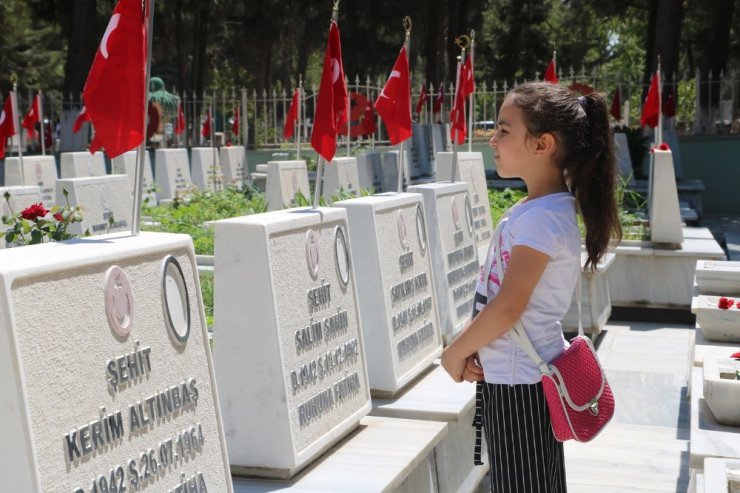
[540,335,614,442]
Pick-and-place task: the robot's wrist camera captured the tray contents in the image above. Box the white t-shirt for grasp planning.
[477,192,581,385]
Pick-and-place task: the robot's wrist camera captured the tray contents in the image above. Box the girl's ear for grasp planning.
[534,132,557,157]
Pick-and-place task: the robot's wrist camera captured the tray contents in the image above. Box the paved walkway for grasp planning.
[478,321,693,493]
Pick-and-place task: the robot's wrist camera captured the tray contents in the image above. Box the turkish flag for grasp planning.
[22,94,41,139]
[231,107,239,136]
[460,56,474,99]
[610,86,621,122]
[663,87,676,118]
[174,101,185,135]
[201,107,212,138]
[544,59,558,84]
[450,62,467,145]
[415,84,427,115]
[641,71,660,128]
[0,92,19,159]
[311,21,348,162]
[361,100,376,136]
[73,106,90,133]
[375,45,411,145]
[433,85,444,114]
[82,0,146,158]
[284,88,299,139]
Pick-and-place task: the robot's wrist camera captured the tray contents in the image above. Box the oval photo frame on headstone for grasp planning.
[416,204,427,253]
[334,225,351,287]
[161,255,191,346]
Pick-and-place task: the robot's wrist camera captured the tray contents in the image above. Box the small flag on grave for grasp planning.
[375,45,412,145]
[284,87,299,139]
[641,70,660,128]
[0,92,19,159]
[22,94,41,139]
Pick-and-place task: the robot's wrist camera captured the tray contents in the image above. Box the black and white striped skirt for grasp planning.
[479,381,567,493]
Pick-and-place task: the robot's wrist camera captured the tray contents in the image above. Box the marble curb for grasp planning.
[703,358,740,426]
[703,457,740,493]
[692,294,740,343]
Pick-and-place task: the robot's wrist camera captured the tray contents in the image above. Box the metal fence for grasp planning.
[7,66,740,153]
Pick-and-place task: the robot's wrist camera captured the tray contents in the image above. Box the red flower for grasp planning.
[649,143,671,153]
[718,297,735,309]
[53,212,63,222]
[20,203,49,221]
[732,352,740,360]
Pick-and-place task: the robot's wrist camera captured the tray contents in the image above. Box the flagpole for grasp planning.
[38,89,46,156]
[397,16,411,193]
[313,0,340,209]
[11,80,24,185]
[467,30,475,152]
[132,0,155,236]
[657,56,663,146]
[297,77,302,159]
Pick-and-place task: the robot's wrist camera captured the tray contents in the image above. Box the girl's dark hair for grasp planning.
[508,82,622,269]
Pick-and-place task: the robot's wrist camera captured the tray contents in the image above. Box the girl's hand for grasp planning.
[441,348,466,382]
[462,353,484,382]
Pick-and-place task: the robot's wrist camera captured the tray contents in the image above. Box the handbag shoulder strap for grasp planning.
[490,211,583,375]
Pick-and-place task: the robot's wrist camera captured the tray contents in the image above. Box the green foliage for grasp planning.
[142,186,267,255]
[2,189,87,246]
[488,188,527,226]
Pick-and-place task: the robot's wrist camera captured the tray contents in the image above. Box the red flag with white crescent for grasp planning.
[544,59,558,84]
[610,86,621,122]
[22,94,41,139]
[415,84,427,115]
[175,101,185,135]
[0,92,19,159]
[310,21,348,162]
[231,107,239,136]
[283,88,299,139]
[641,71,660,128]
[82,0,146,158]
[201,107,212,138]
[73,105,90,133]
[375,45,411,145]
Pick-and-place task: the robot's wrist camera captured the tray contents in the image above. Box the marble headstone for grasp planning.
[154,149,192,202]
[191,147,222,191]
[694,260,740,295]
[663,128,683,180]
[381,150,409,192]
[613,132,635,185]
[3,155,58,206]
[60,151,107,179]
[0,232,233,492]
[56,175,133,236]
[436,151,493,262]
[322,156,360,201]
[335,193,443,396]
[0,185,42,249]
[407,182,479,343]
[265,160,310,211]
[432,123,451,157]
[649,148,683,245]
[110,150,157,206]
[355,152,379,192]
[214,207,371,478]
[219,146,247,188]
[409,123,434,178]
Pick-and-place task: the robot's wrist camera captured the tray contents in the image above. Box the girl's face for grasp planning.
[488,97,535,179]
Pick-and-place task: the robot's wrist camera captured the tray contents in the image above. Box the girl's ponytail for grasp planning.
[573,93,622,269]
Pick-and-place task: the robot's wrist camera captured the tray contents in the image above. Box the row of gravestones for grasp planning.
[0,152,493,491]
[689,260,740,493]
[687,261,740,492]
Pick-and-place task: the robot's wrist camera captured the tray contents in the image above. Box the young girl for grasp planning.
[441,82,622,492]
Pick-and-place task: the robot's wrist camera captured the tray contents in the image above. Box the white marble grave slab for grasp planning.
[372,363,488,493]
[191,147,222,191]
[690,367,740,469]
[562,252,615,335]
[154,149,192,201]
[60,151,107,178]
[110,150,157,206]
[232,416,446,493]
[3,155,58,205]
[692,294,740,342]
[0,232,233,492]
[0,185,42,249]
[703,458,740,493]
[219,145,247,188]
[436,151,493,262]
[335,193,443,396]
[407,182,479,343]
[704,356,740,426]
[265,160,310,211]
[695,260,740,295]
[322,156,360,201]
[613,132,635,185]
[649,149,683,245]
[56,175,132,236]
[214,207,371,478]
[355,152,378,192]
[693,326,740,368]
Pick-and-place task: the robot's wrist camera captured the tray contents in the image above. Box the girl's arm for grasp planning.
[441,244,550,382]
